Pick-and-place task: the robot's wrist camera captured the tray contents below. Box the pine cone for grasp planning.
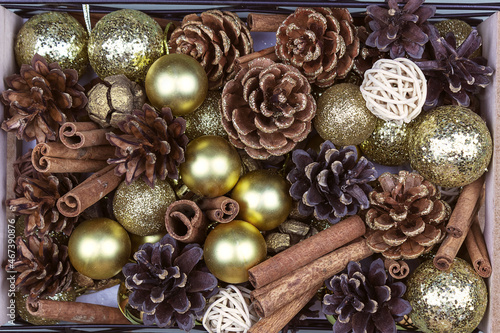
[365,171,451,260]
[322,259,412,333]
[287,141,377,224]
[123,234,218,330]
[365,0,435,59]
[106,104,189,188]
[9,234,73,305]
[221,58,316,160]
[13,150,37,198]
[276,7,359,87]
[1,54,87,142]
[169,10,254,90]
[354,26,388,75]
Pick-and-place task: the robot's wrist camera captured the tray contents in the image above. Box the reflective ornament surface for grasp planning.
[184,90,227,140]
[129,232,166,255]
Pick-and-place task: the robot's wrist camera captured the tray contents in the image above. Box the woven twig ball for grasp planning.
[202,285,259,333]
[360,58,427,125]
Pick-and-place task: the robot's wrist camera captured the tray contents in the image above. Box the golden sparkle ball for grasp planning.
[203,220,267,284]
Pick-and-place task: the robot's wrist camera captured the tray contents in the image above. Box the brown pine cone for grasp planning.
[365,171,451,260]
[169,10,253,90]
[221,58,316,160]
[1,54,87,143]
[276,7,359,88]
[13,150,37,198]
[106,104,189,188]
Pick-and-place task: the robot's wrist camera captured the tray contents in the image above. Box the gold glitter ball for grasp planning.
[409,105,492,187]
[88,9,164,82]
[184,90,227,140]
[314,83,377,146]
[113,178,177,236]
[360,118,410,166]
[435,19,480,58]
[15,12,89,76]
[405,258,488,333]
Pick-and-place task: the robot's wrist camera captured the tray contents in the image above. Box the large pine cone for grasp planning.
[1,54,87,143]
[221,58,316,160]
[123,234,218,330]
[169,10,253,90]
[276,7,359,88]
[106,104,189,188]
[365,171,451,260]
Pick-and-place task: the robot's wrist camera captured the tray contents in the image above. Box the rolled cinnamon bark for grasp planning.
[59,122,111,149]
[248,215,365,289]
[465,216,492,278]
[57,165,124,217]
[235,46,278,71]
[27,299,131,324]
[247,13,288,32]
[198,196,239,223]
[384,258,410,279]
[251,238,373,318]
[165,200,208,244]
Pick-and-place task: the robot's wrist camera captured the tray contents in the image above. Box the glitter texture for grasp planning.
[409,105,492,187]
[184,90,227,140]
[15,12,89,76]
[88,9,164,82]
[405,258,488,333]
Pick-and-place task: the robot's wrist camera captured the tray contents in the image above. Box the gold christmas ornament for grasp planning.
[145,53,208,116]
[203,220,266,284]
[183,90,227,140]
[16,289,76,325]
[15,12,89,76]
[113,178,176,236]
[88,9,164,81]
[409,105,492,187]
[435,19,472,48]
[231,170,292,231]
[314,83,377,146]
[68,218,131,280]
[129,232,166,255]
[405,258,487,333]
[179,135,242,198]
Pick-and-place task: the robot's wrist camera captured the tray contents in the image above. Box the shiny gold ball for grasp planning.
[88,9,164,81]
[183,90,227,140]
[129,231,166,255]
[314,83,377,146]
[231,170,292,231]
[113,178,177,236]
[16,289,76,325]
[405,258,487,333]
[68,218,131,280]
[145,53,208,116]
[409,105,492,187]
[179,135,242,197]
[15,12,89,76]
[203,220,266,283]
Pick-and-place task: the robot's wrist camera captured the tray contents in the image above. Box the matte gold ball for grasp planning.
[68,218,131,280]
[184,90,227,140]
[145,53,208,116]
[179,135,242,197]
[231,170,292,231]
[203,220,267,284]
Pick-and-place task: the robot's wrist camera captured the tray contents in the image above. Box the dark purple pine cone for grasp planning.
[323,258,412,333]
[287,141,377,224]
[123,234,218,330]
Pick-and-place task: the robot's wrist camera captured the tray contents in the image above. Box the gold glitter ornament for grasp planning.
[183,90,227,140]
[203,220,267,284]
[16,289,76,325]
[113,178,176,236]
[434,19,480,58]
[409,105,492,187]
[405,258,487,333]
[15,12,89,76]
[360,119,410,166]
[68,218,131,280]
[88,9,164,82]
[314,83,377,146]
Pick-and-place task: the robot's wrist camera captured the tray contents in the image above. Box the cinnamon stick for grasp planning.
[465,216,492,278]
[59,122,111,149]
[27,299,130,324]
[235,46,278,72]
[57,165,124,217]
[165,200,208,244]
[248,215,366,289]
[198,196,239,223]
[247,13,288,32]
[445,176,484,238]
[251,238,373,318]
[384,258,410,279]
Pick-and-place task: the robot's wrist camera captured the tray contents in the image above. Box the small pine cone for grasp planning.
[9,234,73,305]
[169,10,254,90]
[276,7,360,88]
[365,171,451,260]
[287,141,377,224]
[354,25,388,76]
[221,58,316,160]
[13,149,37,198]
[1,54,87,143]
[322,259,412,333]
[123,234,218,330]
[106,104,189,188]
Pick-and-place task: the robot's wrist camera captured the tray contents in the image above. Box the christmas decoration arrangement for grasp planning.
[1,2,496,333]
